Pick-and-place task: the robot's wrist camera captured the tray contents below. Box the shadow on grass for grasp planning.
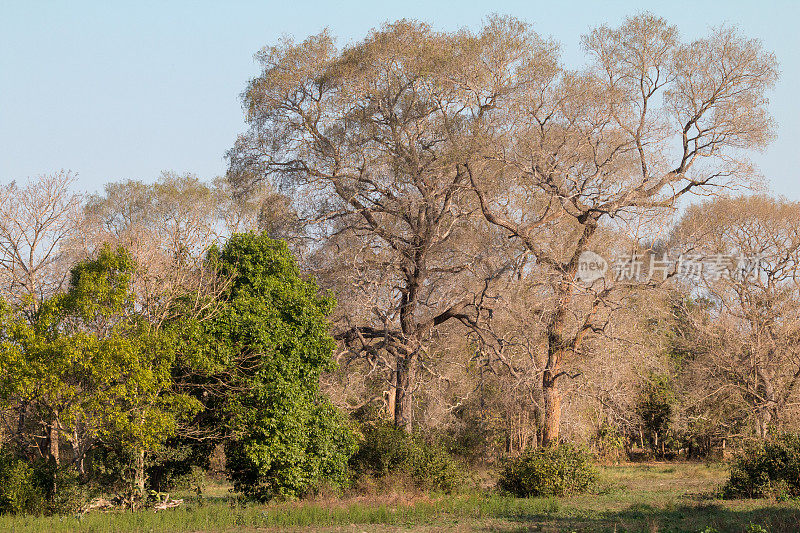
[491,501,800,533]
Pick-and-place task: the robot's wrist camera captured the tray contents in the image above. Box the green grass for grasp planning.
[1,462,799,532]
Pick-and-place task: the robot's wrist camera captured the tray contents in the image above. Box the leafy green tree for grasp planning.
[205,233,355,500]
[0,246,200,493]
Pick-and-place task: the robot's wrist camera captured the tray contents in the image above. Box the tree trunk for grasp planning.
[386,370,397,420]
[48,413,60,465]
[542,314,569,446]
[542,367,562,445]
[756,409,773,439]
[15,401,28,451]
[756,363,778,438]
[71,427,86,477]
[134,449,146,494]
[394,355,416,433]
[540,218,597,446]
[395,266,421,434]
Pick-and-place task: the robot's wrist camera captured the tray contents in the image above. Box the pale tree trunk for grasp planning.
[386,370,397,419]
[756,406,771,439]
[71,427,86,477]
[756,366,778,439]
[48,412,60,465]
[756,406,778,439]
[134,450,146,494]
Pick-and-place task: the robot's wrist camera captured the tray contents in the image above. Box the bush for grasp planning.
[723,433,800,499]
[0,451,42,515]
[32,461,87,515]
[350,424,465,493]
[0,450,86,515]
[440,410,498,465]
[594,421,626,463]
[636,372,677,457]
[498,443,598,497]
[147,439,214,492]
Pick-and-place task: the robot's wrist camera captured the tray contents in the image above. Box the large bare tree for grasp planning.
[226,19,540,430]
[468,14,778,443]
[226,14,778,439]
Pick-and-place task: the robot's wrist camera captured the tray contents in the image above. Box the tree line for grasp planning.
[0,13,794,506]
[226,13,781,446]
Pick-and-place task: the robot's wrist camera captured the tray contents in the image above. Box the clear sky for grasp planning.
[1,0,798,198]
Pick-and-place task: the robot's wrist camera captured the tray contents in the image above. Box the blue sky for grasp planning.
[1,0,798,198]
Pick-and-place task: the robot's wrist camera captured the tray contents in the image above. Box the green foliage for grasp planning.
[205,233,355,500]
[85,441,206,496]
[30,461,87,516]
[0,245,201,498]
[83,445,136,495]
[349,423,465,493]
[636,372,677,455]
[594,421,626,463]
[441,417,493,463]
[146,439,215,492]
[0,450,86,516]
[0,451,42,515]
[723,433,800,499]
[497,443,598,497]
[49,246,201,454]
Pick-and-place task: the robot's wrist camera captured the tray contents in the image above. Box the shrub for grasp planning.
[350,423,465,493]
[32,461,87,515]
[412,440,464,493]
[594,421,626,463]
[147,439,214,492]
[0,451,42,515]
[440,409,499,465]
[498,443,598,497]
[723,433,800,499]
[0,450,86,515]
[636,372,677,457]
[84,445,136,496]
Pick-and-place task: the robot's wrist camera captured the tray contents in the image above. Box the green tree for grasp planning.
[205,233,355,500]
[0,246,200,494]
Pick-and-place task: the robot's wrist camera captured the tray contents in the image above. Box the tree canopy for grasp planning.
[204,233,355,500]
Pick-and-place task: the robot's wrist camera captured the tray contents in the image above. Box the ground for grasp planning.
[2,462,798,532]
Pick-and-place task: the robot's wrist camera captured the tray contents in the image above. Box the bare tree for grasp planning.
[81,172,267,330]
[226,19,540,431]
[468,14,778,443]
[0,171,83,456]
[0,171,83,317]
[670,195,800,439]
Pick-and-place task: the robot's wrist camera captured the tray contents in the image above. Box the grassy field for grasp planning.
[2,462,799,532]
